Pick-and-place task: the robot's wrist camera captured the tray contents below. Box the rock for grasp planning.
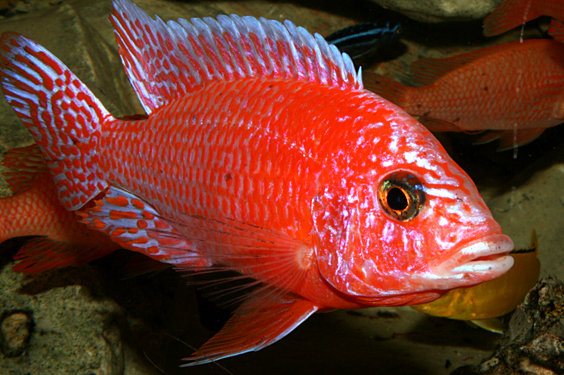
[0,260,128,374]
[450,276,564,374]
[0,310,32,357]
[0,0,57,18]
[369,0,504,23]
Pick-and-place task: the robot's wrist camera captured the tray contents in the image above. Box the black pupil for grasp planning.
[387,187,408,211]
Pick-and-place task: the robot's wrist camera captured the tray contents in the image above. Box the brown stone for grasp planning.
[0,311,32,357]
[451,276,564,375]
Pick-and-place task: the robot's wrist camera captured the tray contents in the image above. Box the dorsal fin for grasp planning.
[408,42,526,86]
[109,0,362,115]
[408,54,481,86]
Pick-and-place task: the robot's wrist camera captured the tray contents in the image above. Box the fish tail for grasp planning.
[0,32,111,211]
[483,0,542,37]
[0,144,45,245]
[362,71,409,108]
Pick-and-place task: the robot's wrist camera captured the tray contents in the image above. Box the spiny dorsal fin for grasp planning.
[408,41,532,86]
[408,54,484,86]
[109,0,362,115]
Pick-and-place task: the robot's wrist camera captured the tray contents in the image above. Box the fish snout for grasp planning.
[432,234,514,285]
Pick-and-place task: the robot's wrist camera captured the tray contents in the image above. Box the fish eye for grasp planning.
[377,172,425,221]
[395,27,403,35]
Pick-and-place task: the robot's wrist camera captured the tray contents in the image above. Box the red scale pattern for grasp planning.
[95,75,391,292]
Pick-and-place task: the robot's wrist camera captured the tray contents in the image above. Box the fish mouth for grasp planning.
[432,234,514,282]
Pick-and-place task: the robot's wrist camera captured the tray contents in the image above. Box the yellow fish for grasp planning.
[411,231,539,333]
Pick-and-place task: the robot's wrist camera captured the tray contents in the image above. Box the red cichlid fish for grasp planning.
[0,145,119,273]
[364,39,564,149]
[483,0,564,42]
[0,0,514,365]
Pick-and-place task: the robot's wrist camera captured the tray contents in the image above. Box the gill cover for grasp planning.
[312,171,427,298]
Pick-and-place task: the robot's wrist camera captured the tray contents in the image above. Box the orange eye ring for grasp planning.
[378,172,425,221]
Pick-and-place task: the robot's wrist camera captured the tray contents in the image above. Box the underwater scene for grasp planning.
[0,0,563,374]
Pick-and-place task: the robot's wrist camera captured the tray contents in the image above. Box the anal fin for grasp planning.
[77,186,209,268]
[183,291,319,366]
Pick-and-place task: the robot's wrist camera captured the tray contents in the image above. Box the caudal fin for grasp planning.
[483,0,542,37]
[0,32,111,210]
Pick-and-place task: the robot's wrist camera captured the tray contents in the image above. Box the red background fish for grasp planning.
[364,39,564,149]
[0,145,119,273]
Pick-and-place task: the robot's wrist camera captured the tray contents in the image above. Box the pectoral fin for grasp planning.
[183,291,319,366]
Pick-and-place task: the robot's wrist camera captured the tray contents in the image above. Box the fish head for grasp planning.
[312,97,514,306]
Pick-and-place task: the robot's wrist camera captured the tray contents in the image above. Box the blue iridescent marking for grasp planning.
[325,21,403,61]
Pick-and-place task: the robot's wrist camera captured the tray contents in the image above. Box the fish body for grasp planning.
[325,21,403,64]
[0,145,119,273]
[483,0,564,41]
[0,0,514,365]
[364,39,564,149]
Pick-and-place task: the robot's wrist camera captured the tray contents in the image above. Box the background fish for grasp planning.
[0,0,514,365]
[325,20,403,66]
[0,145,119,273]
[549,18,564,42]
[364,39,564,149]
[483,0,564,41]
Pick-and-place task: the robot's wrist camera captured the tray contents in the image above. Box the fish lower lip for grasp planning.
[434,234,514,278]
[450,255,514,274]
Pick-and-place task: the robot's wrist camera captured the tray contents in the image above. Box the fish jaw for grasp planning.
[312,185,515,306]
[420,233,514,289]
